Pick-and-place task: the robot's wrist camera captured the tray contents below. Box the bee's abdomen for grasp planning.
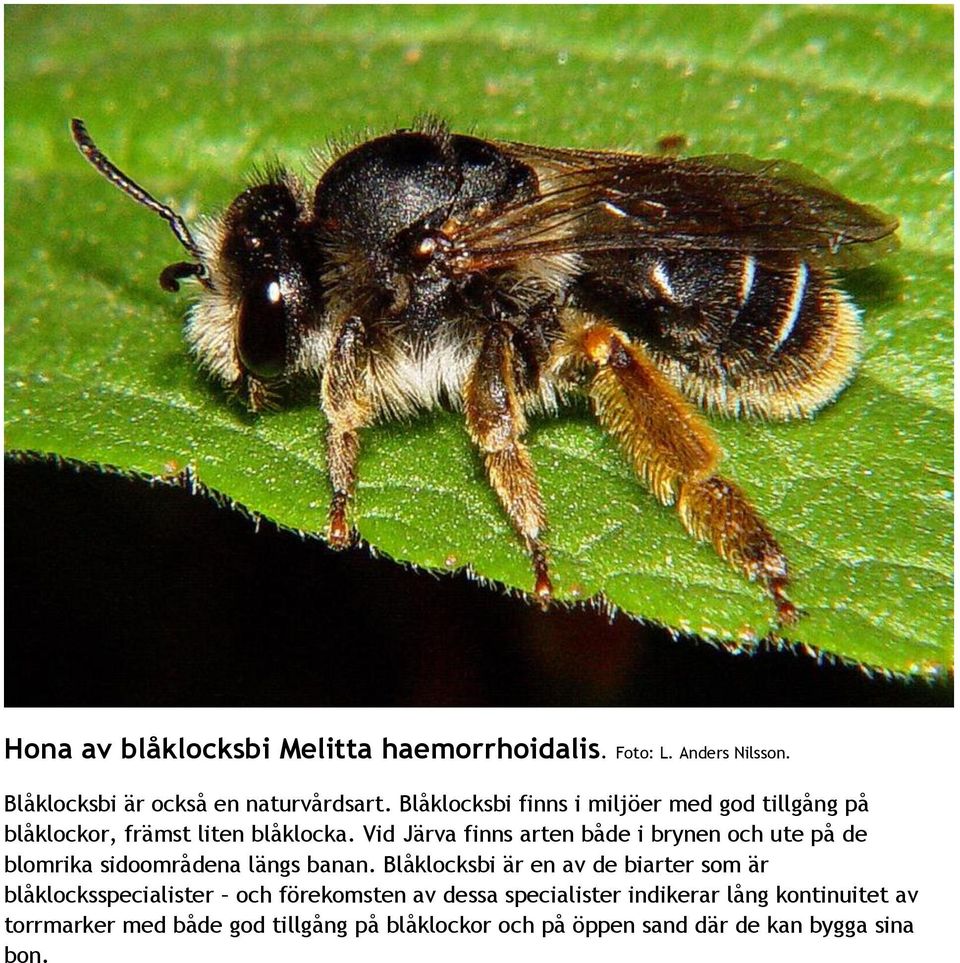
[584,251,862,420]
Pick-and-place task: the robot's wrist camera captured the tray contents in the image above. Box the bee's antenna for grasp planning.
[70,118,206,265]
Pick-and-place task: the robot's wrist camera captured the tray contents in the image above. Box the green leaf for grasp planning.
[5,5,952,676]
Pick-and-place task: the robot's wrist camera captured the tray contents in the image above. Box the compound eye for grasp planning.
[237,275,287,380]
[412,234,438,261]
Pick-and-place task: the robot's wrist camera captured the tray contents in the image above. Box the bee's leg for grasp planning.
[465,324,552,601]
[320,316,373,548]
[564,317,796,624]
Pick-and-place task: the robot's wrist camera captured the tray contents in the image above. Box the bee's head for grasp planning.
[71,119,320,409]
[213,178,317,385]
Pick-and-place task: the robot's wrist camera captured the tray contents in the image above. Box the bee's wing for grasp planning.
[449,142,899,271]
[451,143,899,422]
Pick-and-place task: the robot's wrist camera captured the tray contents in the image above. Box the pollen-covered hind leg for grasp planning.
[677,477,797,625]
[564,316,797,625]
[465,324,552,601]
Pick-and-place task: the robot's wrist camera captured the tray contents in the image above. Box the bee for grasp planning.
[71,117,898,625]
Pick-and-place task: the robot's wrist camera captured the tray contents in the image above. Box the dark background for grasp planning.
[4,456,952,708]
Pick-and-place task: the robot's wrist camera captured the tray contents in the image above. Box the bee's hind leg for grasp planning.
[464,323,552,602]
[558,313,797,626]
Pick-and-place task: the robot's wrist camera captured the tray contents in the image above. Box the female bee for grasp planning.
[71,118,898,624]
